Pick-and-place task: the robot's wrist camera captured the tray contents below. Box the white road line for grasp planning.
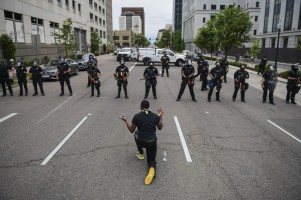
[267,120,301,144]
[129,62,137,72]
[173,116,193,162]
[20,93,77,136]
[41,115,89,165]
[0,113,18,123]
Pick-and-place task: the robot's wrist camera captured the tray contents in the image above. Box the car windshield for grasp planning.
[82,54,90,60]
[46,60,59,67]
[120,49,131,52]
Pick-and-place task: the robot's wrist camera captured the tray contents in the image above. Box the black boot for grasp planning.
[115,88,121,98]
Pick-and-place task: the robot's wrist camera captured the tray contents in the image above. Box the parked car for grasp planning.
[42,58,79,81]
[114,48,121,55]
[181,50,194,58]
[75,53,97,70]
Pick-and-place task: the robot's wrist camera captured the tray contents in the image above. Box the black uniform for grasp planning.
[86,60,96,87]
[115,65,129,98]
[29,65,45,96]
[0,60,13,96]
[160,55,170,77]
[258,57,267,75]
[207,66,224,102]
[232,68,249,102]
[176,64,196,101]
[195,61,209,90]
[262,70,277,104]
[220,59,229,83]
[89,67,101,97]
[57,61,72,96]
[16,63,28,96]
[286,70,299,104]
[143,65,159,99]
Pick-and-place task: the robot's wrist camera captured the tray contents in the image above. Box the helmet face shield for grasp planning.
[149,62,154,67]
[269,65,274,71]
[187,59,192,65]
[33,61,37,66]
[120,60,125,65]
[17,61,21,67]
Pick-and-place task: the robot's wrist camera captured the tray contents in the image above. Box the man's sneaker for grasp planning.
[144,167,155,185]
[136,152,144,160]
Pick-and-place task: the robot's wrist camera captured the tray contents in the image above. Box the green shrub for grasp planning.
[67,54,76,59]
[0,34,16,61]
[24,60,31,67]
[203,56,217,61]
[279,71,301,79]
[43,56,50,64]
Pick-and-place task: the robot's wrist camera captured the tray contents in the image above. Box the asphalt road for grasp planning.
[0,55,301,200]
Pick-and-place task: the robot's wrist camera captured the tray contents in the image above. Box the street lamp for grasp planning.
[274,22,282,72]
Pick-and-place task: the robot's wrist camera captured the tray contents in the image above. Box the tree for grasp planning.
[297,36,301,49]
[213,6,253,58]
[156,29,171,48]
[172,30,185,52]
[134,33,150,47]
[249,39,261,59]
[194,20,218,57]
[53,18,78,56]
[91,31,102,54]
[0,34,16,61]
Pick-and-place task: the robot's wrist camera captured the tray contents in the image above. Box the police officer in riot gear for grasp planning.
[0,59,14,96]
[29,60,45,96]
[261,65,277,105]
[220,58,229,83]
[114,59,129,99]
[194,60,209,91]
[16,61,28,96]
[160,52,170,77]
[56,57,73,96]
[176,58,197,102]
[207,61,224,102]
[286,65,300,104]
[143,61,159,99]
[232,64,249,102]
[258,56,267,75]
[88,64,101,97]
[86,55,96,87]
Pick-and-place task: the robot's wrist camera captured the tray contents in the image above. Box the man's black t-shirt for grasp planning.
[132,111,160,141]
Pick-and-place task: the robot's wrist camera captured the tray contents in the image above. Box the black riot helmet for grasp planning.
[185,57,192,66]
[120,59,125,66]
[164,52,167,56]
[32,60,37,66]
[197,60,203,66]
[240,64,245,70]
[17,61,23,67]
[149,61,155,68]
[203,61,208,66]
[89,54,94,61]
[1,59,8,66]
[291,64,298,72]
[215,61,221,68]
[268,64,274,71]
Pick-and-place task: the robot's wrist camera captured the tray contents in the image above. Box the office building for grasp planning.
[121,7,145,35]
[173,0,183,31]
[0,0,112,60]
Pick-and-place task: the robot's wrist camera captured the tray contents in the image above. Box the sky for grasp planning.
[112,0,173,42]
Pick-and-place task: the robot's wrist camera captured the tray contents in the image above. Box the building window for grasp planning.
[90,13,93,21]
[238,5,241,8]
[123,36,129,40]
[256,2,259,7]
[99,6,101,13]
[229,5,234,8]
[284,0,294,31]
[283,37,288,48]
[31,17,45,43]
[263,0,270,33]
[103,31,106,39]
[103,20,105,26]
[90,27,94,32]
[211,5,216,10]
[203,17,206,23]
[220,5,225,10]
[253,30,257,35]
[100,30,103,38]
[255,16,258,22]
[203,4,206,10]
[4,11,25,43]
[99,18,102,25]
[272,0,281,32]
[94,2,97,10]
[72,0,75,9]
[262,38,266,48]
[65,0,69,6]
[50,21,59,44]
[113,35,119,40]
[271,38,276,48]
[95,16,98,24]
[89,0,92,6]
[102,8,105,15]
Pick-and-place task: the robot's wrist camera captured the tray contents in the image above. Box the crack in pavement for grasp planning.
[0,158,44,169]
